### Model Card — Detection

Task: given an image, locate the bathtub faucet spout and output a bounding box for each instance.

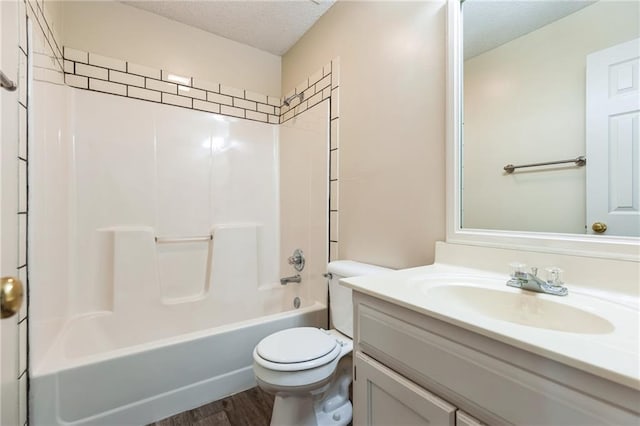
[280,274,301,285]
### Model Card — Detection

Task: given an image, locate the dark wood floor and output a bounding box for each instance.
[150,387,275,426]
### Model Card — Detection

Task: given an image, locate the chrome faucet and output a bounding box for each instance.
[507,264,568,296]
[280,274,301,285]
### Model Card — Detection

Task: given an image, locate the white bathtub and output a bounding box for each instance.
[31,303,327,425]
[29,84,330,426]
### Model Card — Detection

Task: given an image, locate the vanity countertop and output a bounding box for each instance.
[341,263,640,391]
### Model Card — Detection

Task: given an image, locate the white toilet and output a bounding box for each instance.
[253,261,391,426]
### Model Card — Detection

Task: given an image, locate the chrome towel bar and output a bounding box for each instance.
[503,156,586,174]
[0,70,17,92]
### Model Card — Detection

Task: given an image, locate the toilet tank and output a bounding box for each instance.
[327,260,392,338]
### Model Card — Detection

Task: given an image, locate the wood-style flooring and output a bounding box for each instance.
[149,387,274,426]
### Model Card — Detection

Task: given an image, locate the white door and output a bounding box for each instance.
[586,38,640,236]
[1,0,22,424]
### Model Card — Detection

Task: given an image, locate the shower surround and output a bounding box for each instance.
[29,53,331,422]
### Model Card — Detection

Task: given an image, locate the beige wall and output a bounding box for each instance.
[283,1,447,269]
[42,0,64,47]
[463,1,639,234]
[58,1,281,96]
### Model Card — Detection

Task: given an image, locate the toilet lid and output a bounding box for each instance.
[256,327,338,364]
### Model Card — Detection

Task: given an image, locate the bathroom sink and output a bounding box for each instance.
[425,284,615,334]
[342,265,639,390]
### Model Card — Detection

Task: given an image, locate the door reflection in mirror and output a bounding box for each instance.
[461,0,639,236]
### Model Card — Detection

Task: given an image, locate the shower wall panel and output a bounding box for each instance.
[70,88,279,313]
[30,86,282,368]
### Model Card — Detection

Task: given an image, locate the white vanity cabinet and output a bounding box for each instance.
[352,291,639,426]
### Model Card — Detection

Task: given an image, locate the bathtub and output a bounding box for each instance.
[29,84,330,425]
[31,302,327,425]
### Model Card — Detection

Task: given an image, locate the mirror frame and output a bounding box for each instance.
[445,0,640,261]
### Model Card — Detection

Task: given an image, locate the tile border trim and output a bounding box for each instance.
[63,47,341,128]
[63,47,286,124]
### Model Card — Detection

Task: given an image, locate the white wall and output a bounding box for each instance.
[29,80,71,374]
[59,1,281,97]
[71,89,279,310]
[283,1,447,269]
[463,1,640,233]
[42,0,64,48]
[280,100,330,306]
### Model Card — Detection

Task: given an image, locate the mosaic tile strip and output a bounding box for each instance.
[280,60,334,125]
[63,47,282,124]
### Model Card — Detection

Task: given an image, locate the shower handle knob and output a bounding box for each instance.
[288,249,305,272]
[1,276,24,319]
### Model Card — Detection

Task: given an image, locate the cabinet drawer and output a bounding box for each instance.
[355,298,638,425]
[354,352,456,426]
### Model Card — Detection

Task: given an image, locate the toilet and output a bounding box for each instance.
[253,261,391,426]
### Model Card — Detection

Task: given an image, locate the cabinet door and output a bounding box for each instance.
[457,411,486,426]
[354,352,456,426]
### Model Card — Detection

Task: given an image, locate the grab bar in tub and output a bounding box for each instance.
[155,234,213,244]
[0,70,17,92]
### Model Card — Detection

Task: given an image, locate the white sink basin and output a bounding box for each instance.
[342,265,639,389]
[425,284,615,334]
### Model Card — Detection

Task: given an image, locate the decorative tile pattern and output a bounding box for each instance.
[20,8,31,426]
[329,59,341,262]
[279,62,334,125]
[63,47,281,124]
[62,48,340,133]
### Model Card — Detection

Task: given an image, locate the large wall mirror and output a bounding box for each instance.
[446,0,639,260]
[460,0,639,238]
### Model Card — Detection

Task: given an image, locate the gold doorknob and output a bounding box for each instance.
[592,222,607,234]
[1,277,24,319]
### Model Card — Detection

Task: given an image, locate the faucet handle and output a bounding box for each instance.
[509,262,527,278]
[545,267,564,285]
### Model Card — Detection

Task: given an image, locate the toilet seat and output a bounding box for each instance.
[254,327,343,372]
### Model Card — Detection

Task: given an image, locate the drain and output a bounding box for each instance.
[293,297,301,309]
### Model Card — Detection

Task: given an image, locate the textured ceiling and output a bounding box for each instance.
[463,0,596,59]
[124,0,336,56]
